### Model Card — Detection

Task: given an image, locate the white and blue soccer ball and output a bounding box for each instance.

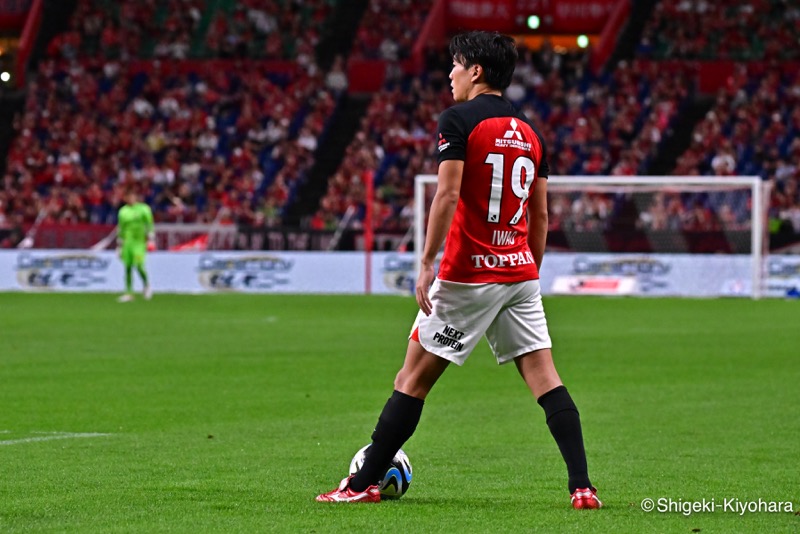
[349,444,412,499]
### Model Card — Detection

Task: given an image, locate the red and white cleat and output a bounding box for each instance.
[571,487,603,509]
[316,475,381,503]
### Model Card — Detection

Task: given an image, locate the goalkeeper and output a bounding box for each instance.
[116,189,155,302]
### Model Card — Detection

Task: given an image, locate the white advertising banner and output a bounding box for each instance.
[372,252,797,298]
[538,253,756,298]
[764,256,800,295]
[0,250,366,294]
[1,250,798,298]
[371,253,417,295]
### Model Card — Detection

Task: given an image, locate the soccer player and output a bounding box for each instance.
[316,31,602,509]
[116,189,155,302]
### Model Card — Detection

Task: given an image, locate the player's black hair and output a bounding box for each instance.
[449,31,518,90]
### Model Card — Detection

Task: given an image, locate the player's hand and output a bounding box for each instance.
[147,239,156,252]
[415,262,435,316]
[116,247,122,259]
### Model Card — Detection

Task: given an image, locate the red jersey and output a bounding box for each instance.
[435,94,550,283]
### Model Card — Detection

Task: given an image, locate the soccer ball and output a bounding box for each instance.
[348,444,412,499]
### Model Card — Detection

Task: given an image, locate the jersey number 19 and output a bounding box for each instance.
[484,154,535,225]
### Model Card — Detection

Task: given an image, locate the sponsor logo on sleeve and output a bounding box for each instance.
[437,133,450,153]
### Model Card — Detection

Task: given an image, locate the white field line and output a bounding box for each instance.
[0,432,112,446]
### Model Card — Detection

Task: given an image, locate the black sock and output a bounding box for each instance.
[537,385,592,493]
[350,390,424,492]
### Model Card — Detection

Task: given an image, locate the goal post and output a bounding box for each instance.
[414,174,769,299]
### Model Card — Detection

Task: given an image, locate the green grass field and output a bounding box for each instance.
[1,293,798,533]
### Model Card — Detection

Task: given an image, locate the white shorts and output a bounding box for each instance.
[410,279,552,366]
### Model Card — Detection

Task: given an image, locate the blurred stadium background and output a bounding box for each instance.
[0,0,798,296]
[1,3,799,532]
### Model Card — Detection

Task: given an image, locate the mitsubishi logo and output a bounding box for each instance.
[503,118,522,140]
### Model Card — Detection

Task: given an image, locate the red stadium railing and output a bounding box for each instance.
[590,0,630,73]
[13,0,41,88]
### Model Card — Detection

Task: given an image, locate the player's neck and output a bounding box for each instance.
[466,84,502,101]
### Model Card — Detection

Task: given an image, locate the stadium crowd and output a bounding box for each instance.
[349,0,430,63]
[629,0,800,236]
[523,53,691,177]
[637,0,800,61]
[204,0,332,60]
[1,57,336,230]
[46,0,334,61]
[672,64,800,232]
[1,0,343,242]
[331,0,799,237]
[48,0,201,61]
[310,65,449,232]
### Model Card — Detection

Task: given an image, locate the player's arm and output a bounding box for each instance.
[416,159,463,315]
[527,177,548,271]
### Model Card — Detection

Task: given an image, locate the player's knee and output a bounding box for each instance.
[394,371,434,399]
[393,369,408,392]
[393,369,412,396]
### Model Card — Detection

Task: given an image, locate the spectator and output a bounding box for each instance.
[325,55,348,94]
[4,57,336,227]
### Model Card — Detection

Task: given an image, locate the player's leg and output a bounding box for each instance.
[135,263,148,288]
[514,347,561,396]
[352,279,504,492]
[515,350,589,488]
[347,340,449,492]
[118,246,135,302]
[319,280,492,501]
[515,350,601,508]
[347,281,501,493]
[394,338,451,399]
[316,340,448,502]
[488,280,600,508]
[132,245,151,299]
[125,265,133,293]
[139,265,152,299]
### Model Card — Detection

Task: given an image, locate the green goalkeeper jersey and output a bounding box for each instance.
[118,202,154,244]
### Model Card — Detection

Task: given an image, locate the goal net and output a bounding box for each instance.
[414,175,769,299]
